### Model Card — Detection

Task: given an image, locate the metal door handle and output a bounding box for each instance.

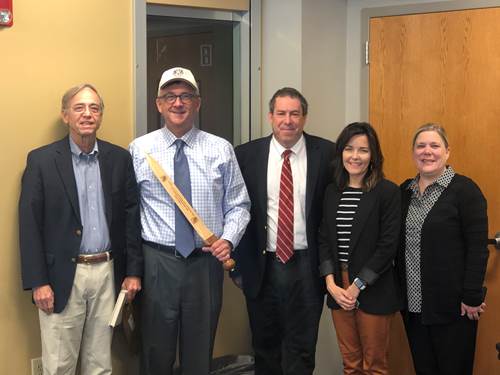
[488,232,500,250]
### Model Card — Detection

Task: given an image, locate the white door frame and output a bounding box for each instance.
[132,0,261,144]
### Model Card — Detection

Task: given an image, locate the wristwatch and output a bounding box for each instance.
[353,277,367,291]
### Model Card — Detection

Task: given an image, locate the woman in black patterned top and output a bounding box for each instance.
[319,122,401,375]
[397,123,489,375]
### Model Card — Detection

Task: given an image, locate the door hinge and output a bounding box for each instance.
[365,40,369,65]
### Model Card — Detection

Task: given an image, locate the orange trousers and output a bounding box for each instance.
[331,271,394,375]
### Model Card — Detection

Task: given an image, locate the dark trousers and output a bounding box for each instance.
[403,312,478,375]
[140,243,223,375]
[246,251,324,375]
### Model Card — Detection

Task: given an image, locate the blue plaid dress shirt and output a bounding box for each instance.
[129,127,250,248]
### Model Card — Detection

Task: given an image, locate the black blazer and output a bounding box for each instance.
[234,133,334,299]
[318,179,402,314]
[396,173,489,325]
[19,136,142,313]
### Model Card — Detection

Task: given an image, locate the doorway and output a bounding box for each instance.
[147,16,234,142]
[368,6,500,375]
[133,1,262,146]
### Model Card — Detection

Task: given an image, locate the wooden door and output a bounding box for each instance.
[369,7,500,375]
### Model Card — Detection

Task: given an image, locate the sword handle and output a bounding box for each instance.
[223,258,236,272]
[205,234,236,272]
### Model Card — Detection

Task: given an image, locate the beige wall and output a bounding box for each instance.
[0,1,134,374]
[1,1,250,374]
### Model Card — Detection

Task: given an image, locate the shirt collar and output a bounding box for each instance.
[407,165,455,193]
[161,126,198,149]
[271,133,305,157]
[69,136,99,158]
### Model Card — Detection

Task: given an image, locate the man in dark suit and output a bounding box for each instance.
[233,87,335,374]
[19,83,142,375]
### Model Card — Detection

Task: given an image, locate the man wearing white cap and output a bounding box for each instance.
[129,67,250,375]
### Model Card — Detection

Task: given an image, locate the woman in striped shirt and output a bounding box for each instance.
[319,122,401,375]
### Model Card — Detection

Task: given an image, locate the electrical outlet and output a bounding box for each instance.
[31,357,43,375]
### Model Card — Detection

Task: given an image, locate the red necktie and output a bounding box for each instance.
[276,150,294,263]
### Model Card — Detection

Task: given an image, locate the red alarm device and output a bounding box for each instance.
[0,0,13,27]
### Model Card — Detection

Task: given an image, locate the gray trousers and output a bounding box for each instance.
[140,243,223,375]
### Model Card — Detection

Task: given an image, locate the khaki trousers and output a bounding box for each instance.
[331,270,393,375]
[39,260,115,375]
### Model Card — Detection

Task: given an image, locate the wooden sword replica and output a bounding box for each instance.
[144,152,236,271]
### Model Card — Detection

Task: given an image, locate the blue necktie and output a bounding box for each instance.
[174,139,195,257]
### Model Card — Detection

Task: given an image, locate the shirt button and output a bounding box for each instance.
[262,250,266,255]
[76,229,82,236]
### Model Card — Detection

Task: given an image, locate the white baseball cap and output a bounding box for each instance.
[157,67,199,96]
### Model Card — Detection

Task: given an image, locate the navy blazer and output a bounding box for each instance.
[318,179,402,314]
[19,136,142,313]
[234,133,335,299]
[396,173,488,325]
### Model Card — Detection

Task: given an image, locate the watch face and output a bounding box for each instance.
[355,278,365,290]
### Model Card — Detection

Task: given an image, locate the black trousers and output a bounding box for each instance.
[140,243,223,375]
[403,312,478,375]
[246,251,324,375]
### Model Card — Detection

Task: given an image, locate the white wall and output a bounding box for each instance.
[261,0,302,133]
[302,3,348,373]
[302,0,347,142]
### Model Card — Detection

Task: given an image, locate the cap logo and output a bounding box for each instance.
[173,68,184,77]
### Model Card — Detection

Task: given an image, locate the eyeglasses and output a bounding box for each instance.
[71,104,102,114]
[158,93,199,104]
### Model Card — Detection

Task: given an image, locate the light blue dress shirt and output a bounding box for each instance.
[129,127,251,248]
[69,137,111,254]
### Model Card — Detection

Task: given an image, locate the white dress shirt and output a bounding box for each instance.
[266,135,308,252]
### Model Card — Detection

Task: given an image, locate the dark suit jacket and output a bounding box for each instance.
[397,173,489,325]
[233,133,334,299]
[318,179,402,314]
[19,136,142,313]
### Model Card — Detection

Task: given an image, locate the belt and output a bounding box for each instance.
[75,251,112,265]
[143,240,206,258]
[265,249,308,262]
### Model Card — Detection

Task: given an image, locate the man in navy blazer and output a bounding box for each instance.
[233,87,334,374]
[19,84,142,375]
